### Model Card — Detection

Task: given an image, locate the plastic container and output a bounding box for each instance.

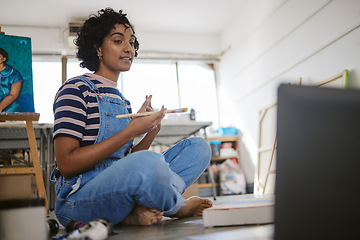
[190,108,196,121]
[0,198,47,240]
[217,127,238,136]
[209,140,222,157]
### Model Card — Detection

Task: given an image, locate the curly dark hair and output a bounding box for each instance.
[75,8,140,72]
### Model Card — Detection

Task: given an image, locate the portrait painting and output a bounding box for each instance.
[0,34,35,112]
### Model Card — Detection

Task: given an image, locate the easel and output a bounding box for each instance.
[0,113,49,213]
[256,70,349,195]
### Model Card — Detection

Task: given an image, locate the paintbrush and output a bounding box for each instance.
[115,108,188,119]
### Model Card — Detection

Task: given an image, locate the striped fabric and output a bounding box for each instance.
[53,73,132,147]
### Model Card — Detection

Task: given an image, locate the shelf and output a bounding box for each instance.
[198,183,220,188]
[135,121,212,146]
[207,136,238,142]
[0,167,35,175]
[211,156,238,162]
[198,135,240,197]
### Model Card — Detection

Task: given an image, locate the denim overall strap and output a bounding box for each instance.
[77,75,134,169]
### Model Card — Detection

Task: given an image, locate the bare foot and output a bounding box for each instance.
[119,204,164,226]
[171,196,213,218]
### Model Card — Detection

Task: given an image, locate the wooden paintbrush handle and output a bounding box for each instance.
[115,108,188,119]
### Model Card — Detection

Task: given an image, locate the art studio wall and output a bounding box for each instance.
[2,0,360,189]
[216,0,360,191]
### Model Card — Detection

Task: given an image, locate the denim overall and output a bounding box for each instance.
[51,75,211,226]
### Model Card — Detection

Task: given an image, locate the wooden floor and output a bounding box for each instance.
[52,195,274,240]
[110,216,273,240]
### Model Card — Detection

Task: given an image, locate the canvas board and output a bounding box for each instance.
[0,34,34,112]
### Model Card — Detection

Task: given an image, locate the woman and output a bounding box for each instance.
[0,48,22,112]
[51,8,212,227]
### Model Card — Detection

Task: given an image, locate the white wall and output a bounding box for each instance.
[2,26,220,58]
[2,26,66,55]
[217,0,360,188]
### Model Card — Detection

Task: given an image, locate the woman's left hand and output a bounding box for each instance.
[130,95,163,152]
[144,95,161,133]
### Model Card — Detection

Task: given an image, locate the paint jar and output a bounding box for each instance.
[209,140,222,157]
[0,198,47,240]
[190,108,196,121]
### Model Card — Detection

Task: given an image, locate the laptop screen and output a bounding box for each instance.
[275,84,360,240]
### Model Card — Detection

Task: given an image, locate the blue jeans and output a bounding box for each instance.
[53,137,210,226]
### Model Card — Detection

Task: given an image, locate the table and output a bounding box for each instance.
[135,121,212,146]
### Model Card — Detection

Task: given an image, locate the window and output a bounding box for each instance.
[177,63,219,126]
[67,59,88,79]
[32,58,87,123]
[32,60,62,124]
[122,61,219,127]
[121,62,179,111]
[32,58,219,128]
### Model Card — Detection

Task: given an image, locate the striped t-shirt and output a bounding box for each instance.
[53,73,132,147]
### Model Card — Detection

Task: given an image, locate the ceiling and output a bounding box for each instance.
[1,0,245,35]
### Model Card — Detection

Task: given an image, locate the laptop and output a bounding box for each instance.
[275,84,360,240]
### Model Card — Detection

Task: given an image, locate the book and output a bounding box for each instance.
[202,195,275,227]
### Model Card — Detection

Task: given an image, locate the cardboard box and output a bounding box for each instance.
[182,182,199,199]
[0,175,37,200]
